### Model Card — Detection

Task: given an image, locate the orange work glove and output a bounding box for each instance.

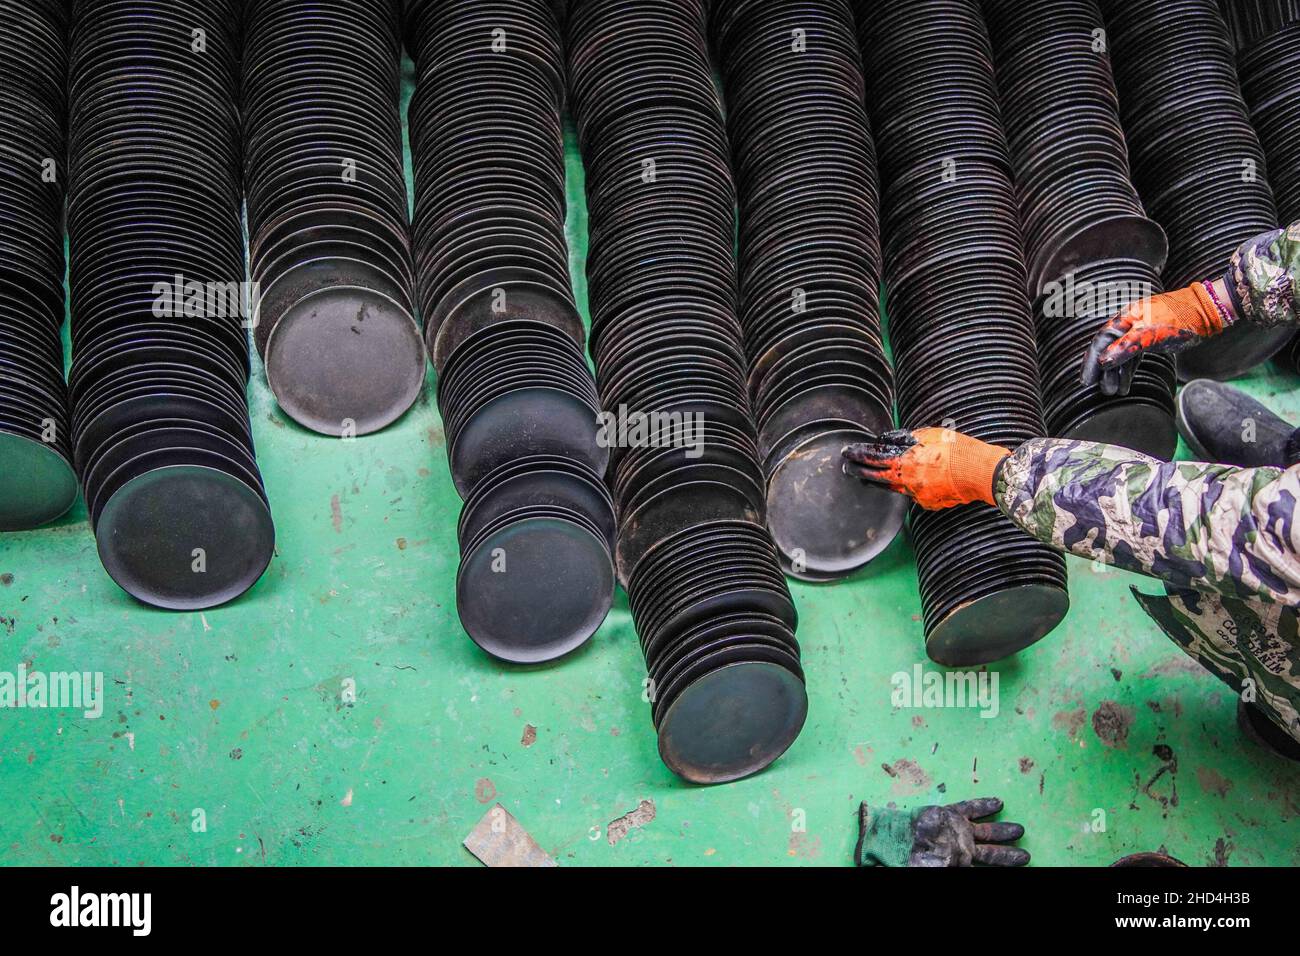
[841,428,1011,511]
[1081,280,1234,396]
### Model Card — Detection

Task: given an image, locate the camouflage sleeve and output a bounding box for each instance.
[994,437,1300,604]
[1224,220,1300,327]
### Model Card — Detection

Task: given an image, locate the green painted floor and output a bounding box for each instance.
[3,73,1300,869]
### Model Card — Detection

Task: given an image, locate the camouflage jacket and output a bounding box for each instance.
[986,223,1300,743]
[1224,220,1300,327]
[995,439,1300,744]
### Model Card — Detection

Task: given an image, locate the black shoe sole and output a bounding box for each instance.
[1237,699,1300,762]
[1174,387,1214,462]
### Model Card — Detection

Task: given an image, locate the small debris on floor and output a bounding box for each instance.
[463,804,556,868]
[607,799,656,846]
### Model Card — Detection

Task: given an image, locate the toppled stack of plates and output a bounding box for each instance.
[712,0,906,581]
[1238,16,1300,221]
[985,0,1167,291]
[407,0,613,663]
[1033,259,1178,454]
[66,0,275,610]
[985,0,1177,458]
[243,0,424,437]
[569,0,807,784]
[1220,0,1300,50]
[454,455,617,664]
[1102,0,1284,380]
[0,0,77,531]
[861,0,1069,667]
[1233,4,1300,374]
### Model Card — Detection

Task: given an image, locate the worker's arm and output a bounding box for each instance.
[1083,221,1300,395]
[1226,220,1300,328]
[845,431,1300,746]
[845,430,1300,604]
[996,437,1300,604]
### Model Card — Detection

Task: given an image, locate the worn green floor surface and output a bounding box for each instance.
[4,80,1300,867]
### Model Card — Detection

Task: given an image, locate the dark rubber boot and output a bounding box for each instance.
[1286,428,1300,467]
[1237,699,1300,762]
[1176,379,1295,467]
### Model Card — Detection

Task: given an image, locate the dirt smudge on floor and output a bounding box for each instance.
[882,758,932,797]
[521,724,537,748]
[1138,743,1179,813]
[1092,700,1134,748]
[787,832,821,859]
[1212,836,1233,867]
[474,778,497,803]
[1142,656,1203,678]
[1196,766,1233,798]
[1052,706,1087,739]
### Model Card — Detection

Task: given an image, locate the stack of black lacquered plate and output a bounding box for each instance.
[860,0,1069,667]
[1238,18,1300,222]
[985,0,1167,292]
[712,0,906,582]
[406,0,614,663]
[434,318,613,663]
[1221,0,1300,50]
[985,0,1177,459]
[455,454,616,664]
[569,0,807,783]
[243,0,423,437]
[1034,260,1179,452]
[1102,0,1284,381]
[0,0,78,531]
[408,0,581,374]
[1234,5,1300,374]
[66,0,275,610]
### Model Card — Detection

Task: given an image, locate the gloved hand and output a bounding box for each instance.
[856,797,1030,867]
[842,428,1011,510]
[1081,280,1233,396]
